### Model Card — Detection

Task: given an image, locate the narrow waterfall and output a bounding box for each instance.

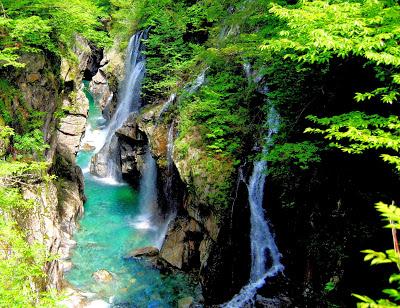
[166,123,175,176]
[187,69,207,94]
[158,93,176,119]
[129,148,170,249]
[130,149,158,231]
[90,31,146,182]
[156,123,178,247]
[222,107,284,307]
[130,123,178,249]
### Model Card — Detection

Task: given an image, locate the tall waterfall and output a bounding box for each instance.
[222,107,284,307]
[157,123,178,245]
[90,31,147,182]
[128,147,172,249]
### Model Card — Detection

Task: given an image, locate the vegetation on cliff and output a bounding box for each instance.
[0,1,110,306]
[0,126,57,307]
[0,0,110,68]
[106,0,400,305]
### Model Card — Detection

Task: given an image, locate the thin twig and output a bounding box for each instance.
[390,201,400,270]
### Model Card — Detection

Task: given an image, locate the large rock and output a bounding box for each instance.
[90,151,109,177]
[92,270,114,283]
[56,88,89,162]
[177,297,194,308]
[160,217,202,270]
[19,182,63,289]
[89,70,113,113]
[61,35,92,83]
[126,246,160,258]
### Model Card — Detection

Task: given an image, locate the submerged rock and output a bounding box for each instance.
[81,143,96,152]
[178,297,194,308]
[126,246,159,258]
[92,270,113,283]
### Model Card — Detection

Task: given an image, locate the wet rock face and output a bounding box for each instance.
[160,217,203,270]
[90,70,114,117]
[57,90,89,163]
[115,113,148,186]
[19,183,63,289]
[90,150,110,178]
[61,35,93,84]
[89,45,124,120]
[90,134,122,178]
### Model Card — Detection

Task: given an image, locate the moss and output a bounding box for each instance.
[175,128,235,212]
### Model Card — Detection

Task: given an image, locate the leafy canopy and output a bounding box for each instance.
[0,0,110,67]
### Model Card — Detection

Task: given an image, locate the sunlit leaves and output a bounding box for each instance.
[0,218,57,307]
[306,112,400,156]
[264,0,400,105]
[0,0,110,67]
[353,201,400,307]
[265,141,322,171]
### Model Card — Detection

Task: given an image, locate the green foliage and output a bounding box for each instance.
[0,0,110,67]
[305,112,400,171]
[324,280,337,293]
[266,0,400,62]
[0,217,57,307]
[0,79,49,158]
[265,141,322,172]
[263,0,400,179]
[14,129,50,159]
[178,68,249,157]
[353,202,400,307]
[0,139,57,306]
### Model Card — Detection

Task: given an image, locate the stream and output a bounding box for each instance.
[65,82,198,307]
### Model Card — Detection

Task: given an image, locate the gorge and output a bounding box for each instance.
[0,1,399,308]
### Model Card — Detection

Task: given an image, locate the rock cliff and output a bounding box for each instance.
[1,34,98,293]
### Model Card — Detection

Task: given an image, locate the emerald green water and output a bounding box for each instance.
[65,82,198,307]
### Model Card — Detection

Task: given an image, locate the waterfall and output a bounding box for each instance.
[154,123,177,248]
[158,93,176,119]
[130,149,158,229]
[187,69,207,94]
[166,123,175,175]
[129,147,171,249]
[222,107,284,307]
[90,31,147,182]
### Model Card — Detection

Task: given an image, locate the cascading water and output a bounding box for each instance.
[158,93,176,119]
[187,69,207,94]
[157,123,178,247]
[128,148,165,247]
[130,123,178,249]
[91,31,147,182]
[222,107,284,307]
